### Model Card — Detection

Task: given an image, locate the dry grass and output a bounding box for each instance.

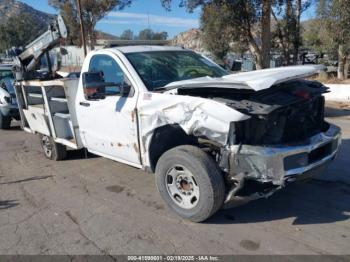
[308,74,350,84]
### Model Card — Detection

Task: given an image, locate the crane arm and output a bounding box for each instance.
[13,15,68,81]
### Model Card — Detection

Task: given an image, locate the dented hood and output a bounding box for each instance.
[165,65,325,92]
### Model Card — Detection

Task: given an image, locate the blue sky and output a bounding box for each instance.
[20,0,201,38]
[20,0,315,38]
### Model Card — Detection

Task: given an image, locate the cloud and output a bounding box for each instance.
[100,11,199,28]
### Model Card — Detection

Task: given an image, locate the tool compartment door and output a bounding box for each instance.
[22,105,51,136]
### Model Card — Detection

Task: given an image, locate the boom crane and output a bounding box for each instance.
[12,15,68,81]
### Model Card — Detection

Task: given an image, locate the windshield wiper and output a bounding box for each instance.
[152,87,168,92]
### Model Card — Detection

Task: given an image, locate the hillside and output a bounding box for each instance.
[172,29,206,53]
[0,0,52,27]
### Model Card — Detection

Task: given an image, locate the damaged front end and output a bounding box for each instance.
[179,79,342,207]
[222,124,341,208]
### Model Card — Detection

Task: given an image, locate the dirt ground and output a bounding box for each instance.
[0,102,349,255]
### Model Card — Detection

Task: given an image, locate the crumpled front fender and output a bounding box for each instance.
[138,92,250,167]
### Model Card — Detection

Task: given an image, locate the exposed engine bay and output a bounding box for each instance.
[178,79,329,145]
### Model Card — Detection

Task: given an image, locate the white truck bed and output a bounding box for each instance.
[15,78,83,149]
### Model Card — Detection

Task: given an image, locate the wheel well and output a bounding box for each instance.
[148,124,197,172]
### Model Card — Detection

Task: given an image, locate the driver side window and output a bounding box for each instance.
[89,55,130,94]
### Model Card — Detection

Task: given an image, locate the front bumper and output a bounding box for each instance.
[224,124,341,207]
[229,123,341,186]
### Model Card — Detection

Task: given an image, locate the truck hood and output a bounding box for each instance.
[165,65,325,92]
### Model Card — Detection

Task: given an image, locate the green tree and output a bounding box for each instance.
[120,29,134,40]
[49,0,131,48]
[272,0,312,65]
[153,31,168,40]
[328,0,350,79]
[138,29,154,40]
[303,19,334,56]
[303,1,334,56]
[306,0,350,79]
[200,3,232,61]
[0,13,46,52]
[161,0,272,69]
[133,29,168,40]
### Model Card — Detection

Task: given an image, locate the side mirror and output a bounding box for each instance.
[82,71,106,100]
[120,83,131,97]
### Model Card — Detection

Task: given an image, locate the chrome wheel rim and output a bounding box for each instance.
[165,165,200,209]
[41,136,52,158]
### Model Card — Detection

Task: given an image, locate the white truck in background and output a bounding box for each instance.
[0,63,19,129]
[14,45,341,222]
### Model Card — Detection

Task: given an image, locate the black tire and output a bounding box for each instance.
[155,145,225,222]
[39,135,67,161]
[0,113,11,129]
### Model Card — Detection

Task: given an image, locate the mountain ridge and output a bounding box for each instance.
[0,0,53,27]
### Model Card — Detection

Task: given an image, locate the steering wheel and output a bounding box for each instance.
[182,69,201,79]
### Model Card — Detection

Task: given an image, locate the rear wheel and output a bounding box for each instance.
[39,135,67,161]
[0,113,11,129]
[155,145,225,222]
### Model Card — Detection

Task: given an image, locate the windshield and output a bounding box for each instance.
[125,51,228,91]
[0,69,14,93]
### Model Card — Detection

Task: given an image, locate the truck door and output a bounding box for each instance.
[76,54,141,167]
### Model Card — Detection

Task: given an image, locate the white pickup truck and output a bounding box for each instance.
[14,46,341,222]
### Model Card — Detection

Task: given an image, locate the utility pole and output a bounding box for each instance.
[77,0,87,57]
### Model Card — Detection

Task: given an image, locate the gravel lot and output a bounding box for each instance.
[0,102,349,255]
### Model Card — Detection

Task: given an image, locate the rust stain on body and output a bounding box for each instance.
[131,110,136,123]
[117,143,123,147]
[133,143,139,153]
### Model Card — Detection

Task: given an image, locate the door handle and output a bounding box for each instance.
[79,102,90,107]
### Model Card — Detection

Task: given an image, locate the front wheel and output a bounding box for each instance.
[39,135,67,161]
[155,145,225,222]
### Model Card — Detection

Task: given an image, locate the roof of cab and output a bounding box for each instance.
[111,45,188,54]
